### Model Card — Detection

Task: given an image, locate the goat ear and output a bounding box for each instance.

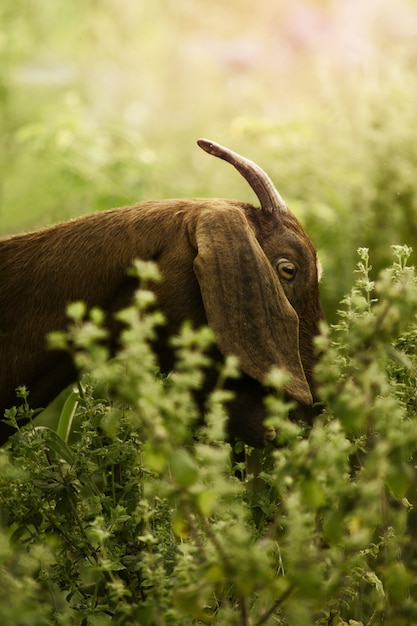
[190,208,313,406]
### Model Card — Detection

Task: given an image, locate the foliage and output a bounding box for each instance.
[2,2,417,624]
[1,250,417,625]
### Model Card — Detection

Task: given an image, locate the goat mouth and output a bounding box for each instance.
[287,396,318,428]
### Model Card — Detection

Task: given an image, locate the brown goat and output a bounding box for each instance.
[0,139,324,446]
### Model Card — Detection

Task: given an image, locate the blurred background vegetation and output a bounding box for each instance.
[1,0,417,320]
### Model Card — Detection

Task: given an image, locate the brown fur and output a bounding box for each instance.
[0,192,323,447]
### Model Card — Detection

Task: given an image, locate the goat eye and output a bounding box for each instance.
[277,259,297,281]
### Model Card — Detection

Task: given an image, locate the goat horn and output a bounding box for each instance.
[197,138,288,214]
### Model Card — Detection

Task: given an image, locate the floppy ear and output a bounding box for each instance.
[189,207,312,406]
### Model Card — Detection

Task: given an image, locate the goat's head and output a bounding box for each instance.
[0,139,324,447]
[189,139,324,445]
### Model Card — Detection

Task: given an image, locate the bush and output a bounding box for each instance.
[1,249,417,625]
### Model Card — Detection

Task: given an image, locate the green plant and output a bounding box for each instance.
[1,249,417,625]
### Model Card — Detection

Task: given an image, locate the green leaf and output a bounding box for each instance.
[56,390,79,442]
[33,426,75,464]
[169,449,198,488]
[196,489,217,516]
[143,442,168,473]
[171,508,189,538]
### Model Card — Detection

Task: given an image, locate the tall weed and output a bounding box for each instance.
[1,250,417,624]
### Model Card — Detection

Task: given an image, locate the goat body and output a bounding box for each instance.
[0,140,324,446]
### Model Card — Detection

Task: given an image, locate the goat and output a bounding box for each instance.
[0,139,324,447]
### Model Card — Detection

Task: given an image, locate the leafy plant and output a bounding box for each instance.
[1,249,417,625]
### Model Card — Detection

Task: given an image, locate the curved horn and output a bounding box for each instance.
[197,138,288,214]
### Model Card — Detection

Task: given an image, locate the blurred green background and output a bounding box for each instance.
[1,0,417,321]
